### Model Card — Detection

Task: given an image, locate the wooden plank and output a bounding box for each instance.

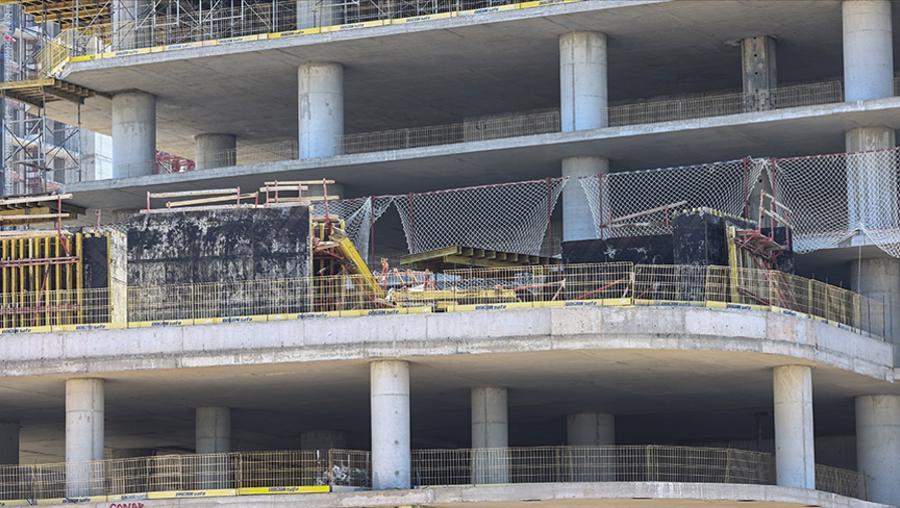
[166,192,257,208]
[264,180,336,186]
[398,246,462,266]
[0,213,69,222]
[0,193,71,207]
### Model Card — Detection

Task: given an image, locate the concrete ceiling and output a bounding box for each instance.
[46,0,867,158]
[3,347,891,463]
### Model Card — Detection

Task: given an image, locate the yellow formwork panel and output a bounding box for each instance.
[147,489,237,500]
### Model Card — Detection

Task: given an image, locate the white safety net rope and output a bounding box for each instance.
[774,147,900,255]
[579,159,758,238]
[393,178,566,256]
[311,196,394,259]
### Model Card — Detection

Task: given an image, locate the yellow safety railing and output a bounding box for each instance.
[0,263,886,339]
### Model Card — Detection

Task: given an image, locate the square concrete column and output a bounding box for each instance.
[856,395,900,505]
[562,156,608,241]
[298,63,344,159]
[741,36,777,111]
[559,32,608,132]
[112,0,153,50]
[370,360,410,490]
[843,0,894,101]
[66,378,104,497]
[297,0,342,29]
[0,422,19,465]
[196,407,231,489]
[471,386,508,484]
[194,134,237,170]
[112,91,157,178]
[773,366,815,489]
[567,412,614,481]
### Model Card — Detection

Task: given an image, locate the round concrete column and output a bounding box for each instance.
[773,365,815,489]
[370,360,410,490]
[471,386,508,484]
[559,32,607,132]
[856,395,900,505]
[298,63,344,159]
[194,134,237,170]
[845,127,897,230]
[567,412,614,481]
[196,407,231,454]
[562,156,608,241]
[843,0,893,101]
[112,91,156,178]
[112,0,153,50]
[0,422,19,465]
[66,378,104,497]
[297,0,342,29]
[851,258,900,361]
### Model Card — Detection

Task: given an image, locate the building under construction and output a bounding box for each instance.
[0,1,898,508]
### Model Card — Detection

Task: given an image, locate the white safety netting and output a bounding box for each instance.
[393,178,566,256]
[773,147,900,255]
[311,196,394,259]
[579,159,760,238]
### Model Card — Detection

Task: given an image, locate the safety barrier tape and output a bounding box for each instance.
[0,485,332,506]
[66,0,586,65]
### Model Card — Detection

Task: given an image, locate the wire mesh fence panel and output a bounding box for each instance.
[327,450,371,488]
[412,446,777,487]
[238,451,324,488]
[394,178,565,256]
[816,464,862,499]
[579,159,757,239]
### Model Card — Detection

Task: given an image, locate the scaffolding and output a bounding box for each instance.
[0,3,95,196]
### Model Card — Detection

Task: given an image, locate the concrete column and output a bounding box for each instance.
[66,378,104,497]
[301,430,347,451]
[471,386,508,484]
[567,412,614,481]
[773,366,815,489]
[298,63,344,159]
[843,0,893,101]
[0,422,19,465]
[196,407,230,454]
[850,258,900,361]
[112,0,153,50]
[855,395,900,505]
[297,0,342,29]
[196,407,231,489]
[194,134,236,170]
[562,156,609,242]
[845,127,897,229]
[370,360,410,490]
[559,32,607,132]
[112,92,156,178]
[567,413,614,445]
[741,36,777,111]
